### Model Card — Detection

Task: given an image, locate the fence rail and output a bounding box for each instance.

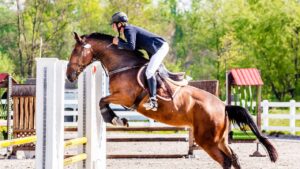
[1,99,300,135]
[262,100,300,134]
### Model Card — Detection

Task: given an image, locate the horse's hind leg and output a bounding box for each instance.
[218,140,241,169]
[193,127,232,168]
[230,147,240,169]
[200,144,232,169]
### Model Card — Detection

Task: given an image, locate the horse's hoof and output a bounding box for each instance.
[112,117,129,127]
[121,118,129,127]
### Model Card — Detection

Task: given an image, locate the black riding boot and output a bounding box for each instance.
[143,76,158,111]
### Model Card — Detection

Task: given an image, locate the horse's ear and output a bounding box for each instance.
[73,32,83,44]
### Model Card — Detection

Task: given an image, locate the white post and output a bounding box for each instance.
[96,62,107,168]
[78,70,85,169]
[36,59,106,169]
[36,58,65,169]
[290,100,296,135]
[78,62,106,169]
[6,75,12,154]
[56,61,67,168]
[262,100,269,131]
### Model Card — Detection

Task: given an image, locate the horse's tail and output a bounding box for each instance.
[225,105,278,162]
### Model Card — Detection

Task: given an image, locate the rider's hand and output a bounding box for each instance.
[113,37,119,45]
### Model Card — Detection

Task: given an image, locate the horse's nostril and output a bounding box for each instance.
[71,72,77,79]
[66,72,77,82]
[67,75,71,80]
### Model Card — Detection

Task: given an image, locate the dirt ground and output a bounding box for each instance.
[0,134,299,169]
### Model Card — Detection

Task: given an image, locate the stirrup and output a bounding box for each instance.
[143,98,158,111]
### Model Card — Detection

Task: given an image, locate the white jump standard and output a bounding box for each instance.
[35,58,106,169]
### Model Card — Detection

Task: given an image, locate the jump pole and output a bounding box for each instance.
[35,58,106,169]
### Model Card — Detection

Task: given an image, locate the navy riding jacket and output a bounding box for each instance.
[117,24,165,57]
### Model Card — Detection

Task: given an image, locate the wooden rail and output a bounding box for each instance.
[64,126,188,132]
[107,154,187,159]
[107,137,188,142]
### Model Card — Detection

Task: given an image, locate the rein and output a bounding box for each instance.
[72,42,142,78]
[108,65,142,76]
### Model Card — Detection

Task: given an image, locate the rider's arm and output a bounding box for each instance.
[118,26,136,51]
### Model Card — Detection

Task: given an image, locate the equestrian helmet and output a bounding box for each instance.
[111,12,128,24]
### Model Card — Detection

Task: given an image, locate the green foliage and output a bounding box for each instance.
[0,126,7,140]
[232,130,256,140]
[0,51,15,74]
[171,0,300,101]
[0,0,300,101]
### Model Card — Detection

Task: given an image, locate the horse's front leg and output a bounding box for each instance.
[99,95,129,127]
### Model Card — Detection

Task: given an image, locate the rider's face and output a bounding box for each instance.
[112,23,118,32]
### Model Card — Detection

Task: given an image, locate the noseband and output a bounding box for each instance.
[67,43,98,76]
[68,41,142,78]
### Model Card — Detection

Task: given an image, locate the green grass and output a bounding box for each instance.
[297,120,300,126]
[231,130,256,140]
[269,108,289,114]
[0,126,7,140]
[233,135,256,140]
[231,107,300,137]
[269,119,289,126]
[261,107,300,136]
[266,108,300,127]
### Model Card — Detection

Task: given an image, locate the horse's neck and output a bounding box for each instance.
[95,47,146,72]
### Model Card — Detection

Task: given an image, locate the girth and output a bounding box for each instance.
[126,90,148,111]
[104,64,146,110]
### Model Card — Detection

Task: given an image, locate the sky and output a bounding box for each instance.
[177,0,192,12]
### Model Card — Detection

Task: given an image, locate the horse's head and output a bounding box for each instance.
[67,32,146,82]
[66,32,94,82]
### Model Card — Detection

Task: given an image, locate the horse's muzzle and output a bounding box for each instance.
[67,71,77,82]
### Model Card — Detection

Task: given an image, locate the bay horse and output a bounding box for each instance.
[66,32,278,169]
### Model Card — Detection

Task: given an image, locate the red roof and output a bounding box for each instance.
[0,73,18,87]
[230,68,263,86]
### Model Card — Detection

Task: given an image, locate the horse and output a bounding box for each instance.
[66,32,278,169]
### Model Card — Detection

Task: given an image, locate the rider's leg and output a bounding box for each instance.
[143,76,158,111]
[143,42,169,111]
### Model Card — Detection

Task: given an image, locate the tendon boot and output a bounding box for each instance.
[143,76,158,111]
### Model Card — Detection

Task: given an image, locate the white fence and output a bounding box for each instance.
[45,99,300,135]
[261,100,300,135]
[1,94,300,135]
[64,109,172,128]
[35,59,106,169]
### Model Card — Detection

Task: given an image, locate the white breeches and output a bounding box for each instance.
[145,42,169,79]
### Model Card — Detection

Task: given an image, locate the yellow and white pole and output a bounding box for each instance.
[0,136,37,148]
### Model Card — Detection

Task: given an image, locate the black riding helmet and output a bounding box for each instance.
[111,12,128,24]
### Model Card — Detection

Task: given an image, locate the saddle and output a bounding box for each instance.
[137,64,188,101]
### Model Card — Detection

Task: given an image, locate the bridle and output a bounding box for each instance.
[67,42,110,77]
[68,41,142,78]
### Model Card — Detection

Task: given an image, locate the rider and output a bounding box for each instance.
[111,11,169,111]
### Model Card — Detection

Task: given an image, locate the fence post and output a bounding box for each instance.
[78,62,106,169]
[290,100,296,135]
[262,100,269,131]
[6,75,12,154]
[35,58,64,169]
